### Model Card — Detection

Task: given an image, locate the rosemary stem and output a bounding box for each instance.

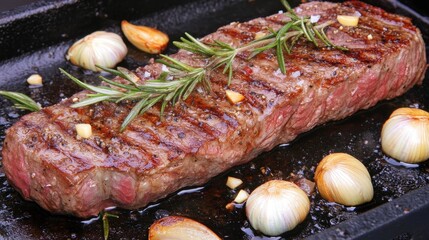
[237,20,334,53]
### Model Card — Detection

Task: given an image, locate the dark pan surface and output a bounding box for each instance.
[0,0,429,239]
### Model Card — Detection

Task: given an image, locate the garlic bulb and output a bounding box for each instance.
[245,180,310,236]
[381,107,429,163]
[66,31,127,72]
[148,216,221,240]
[121,20,169,54]
[314,153,373,206]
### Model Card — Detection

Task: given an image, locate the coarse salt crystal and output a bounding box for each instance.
[274,68,285,77]
[278,10,284,14]
[310,15,321,23]
[291,71,301,78]
[295,7,302,13]
[354,11,362,17]
[143,71,151,78]
[161,64,169,72]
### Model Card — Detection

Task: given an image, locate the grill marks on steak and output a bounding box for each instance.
[2,1,426,217]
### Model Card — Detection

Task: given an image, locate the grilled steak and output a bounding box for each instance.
[1,1,426,218]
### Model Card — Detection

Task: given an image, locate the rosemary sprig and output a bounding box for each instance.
[60,56,207,131]
[101,211,119,240]
[0,90,41,112]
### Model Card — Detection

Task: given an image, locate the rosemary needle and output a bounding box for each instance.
[0,90,41,112]
[101,211,119,240]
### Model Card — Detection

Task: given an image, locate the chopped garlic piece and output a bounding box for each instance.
[337,15,359,27]
[76,123,92,138]
[225,90,245,104]
[226,176,243,189]
[367,34,373,40]
[225,202,235,211]
[254,32,266,40]
[234,189,249,203]
[27,74,43,85]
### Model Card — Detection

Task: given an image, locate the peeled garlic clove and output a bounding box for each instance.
[225,90,245,104]
[234,189,249,203]
[121,20,169,54]
[245,180,310,236]
[66,31,127,72]
[315,153,373,206]
[75,123,92,139]
[27,74,43,86]
[226,176,243,189]
[148,216,221,240]
[337,15,359,26]
[381,107,429,163]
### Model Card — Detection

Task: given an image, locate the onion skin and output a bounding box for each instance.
[245,180,310,236]
[314,153,373,206]
[381,107,429,164]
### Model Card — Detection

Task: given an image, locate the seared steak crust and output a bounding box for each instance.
[2,1,426,217]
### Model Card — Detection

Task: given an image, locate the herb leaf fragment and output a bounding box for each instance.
[101,211,119,240]
[0,90,41,112]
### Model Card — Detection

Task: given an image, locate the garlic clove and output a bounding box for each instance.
[66,31,127,72]
[75,123,92,139]
[148,216,221,240]
[337,15,359,27]
[226,176,243,189]
[225,90,245,104]
[381,107,429,163]
[121,20,169,54]
[314,153,373,206]
[27,74,43,86]
[234,189,249,203]
[245,180,310,236]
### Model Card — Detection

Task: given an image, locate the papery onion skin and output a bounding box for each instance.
[381,107,429,163]
[314,153,373,206]
[66,31,127,72]
[245,180,310,236]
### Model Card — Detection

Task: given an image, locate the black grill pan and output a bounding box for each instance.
[0,0,428,239]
